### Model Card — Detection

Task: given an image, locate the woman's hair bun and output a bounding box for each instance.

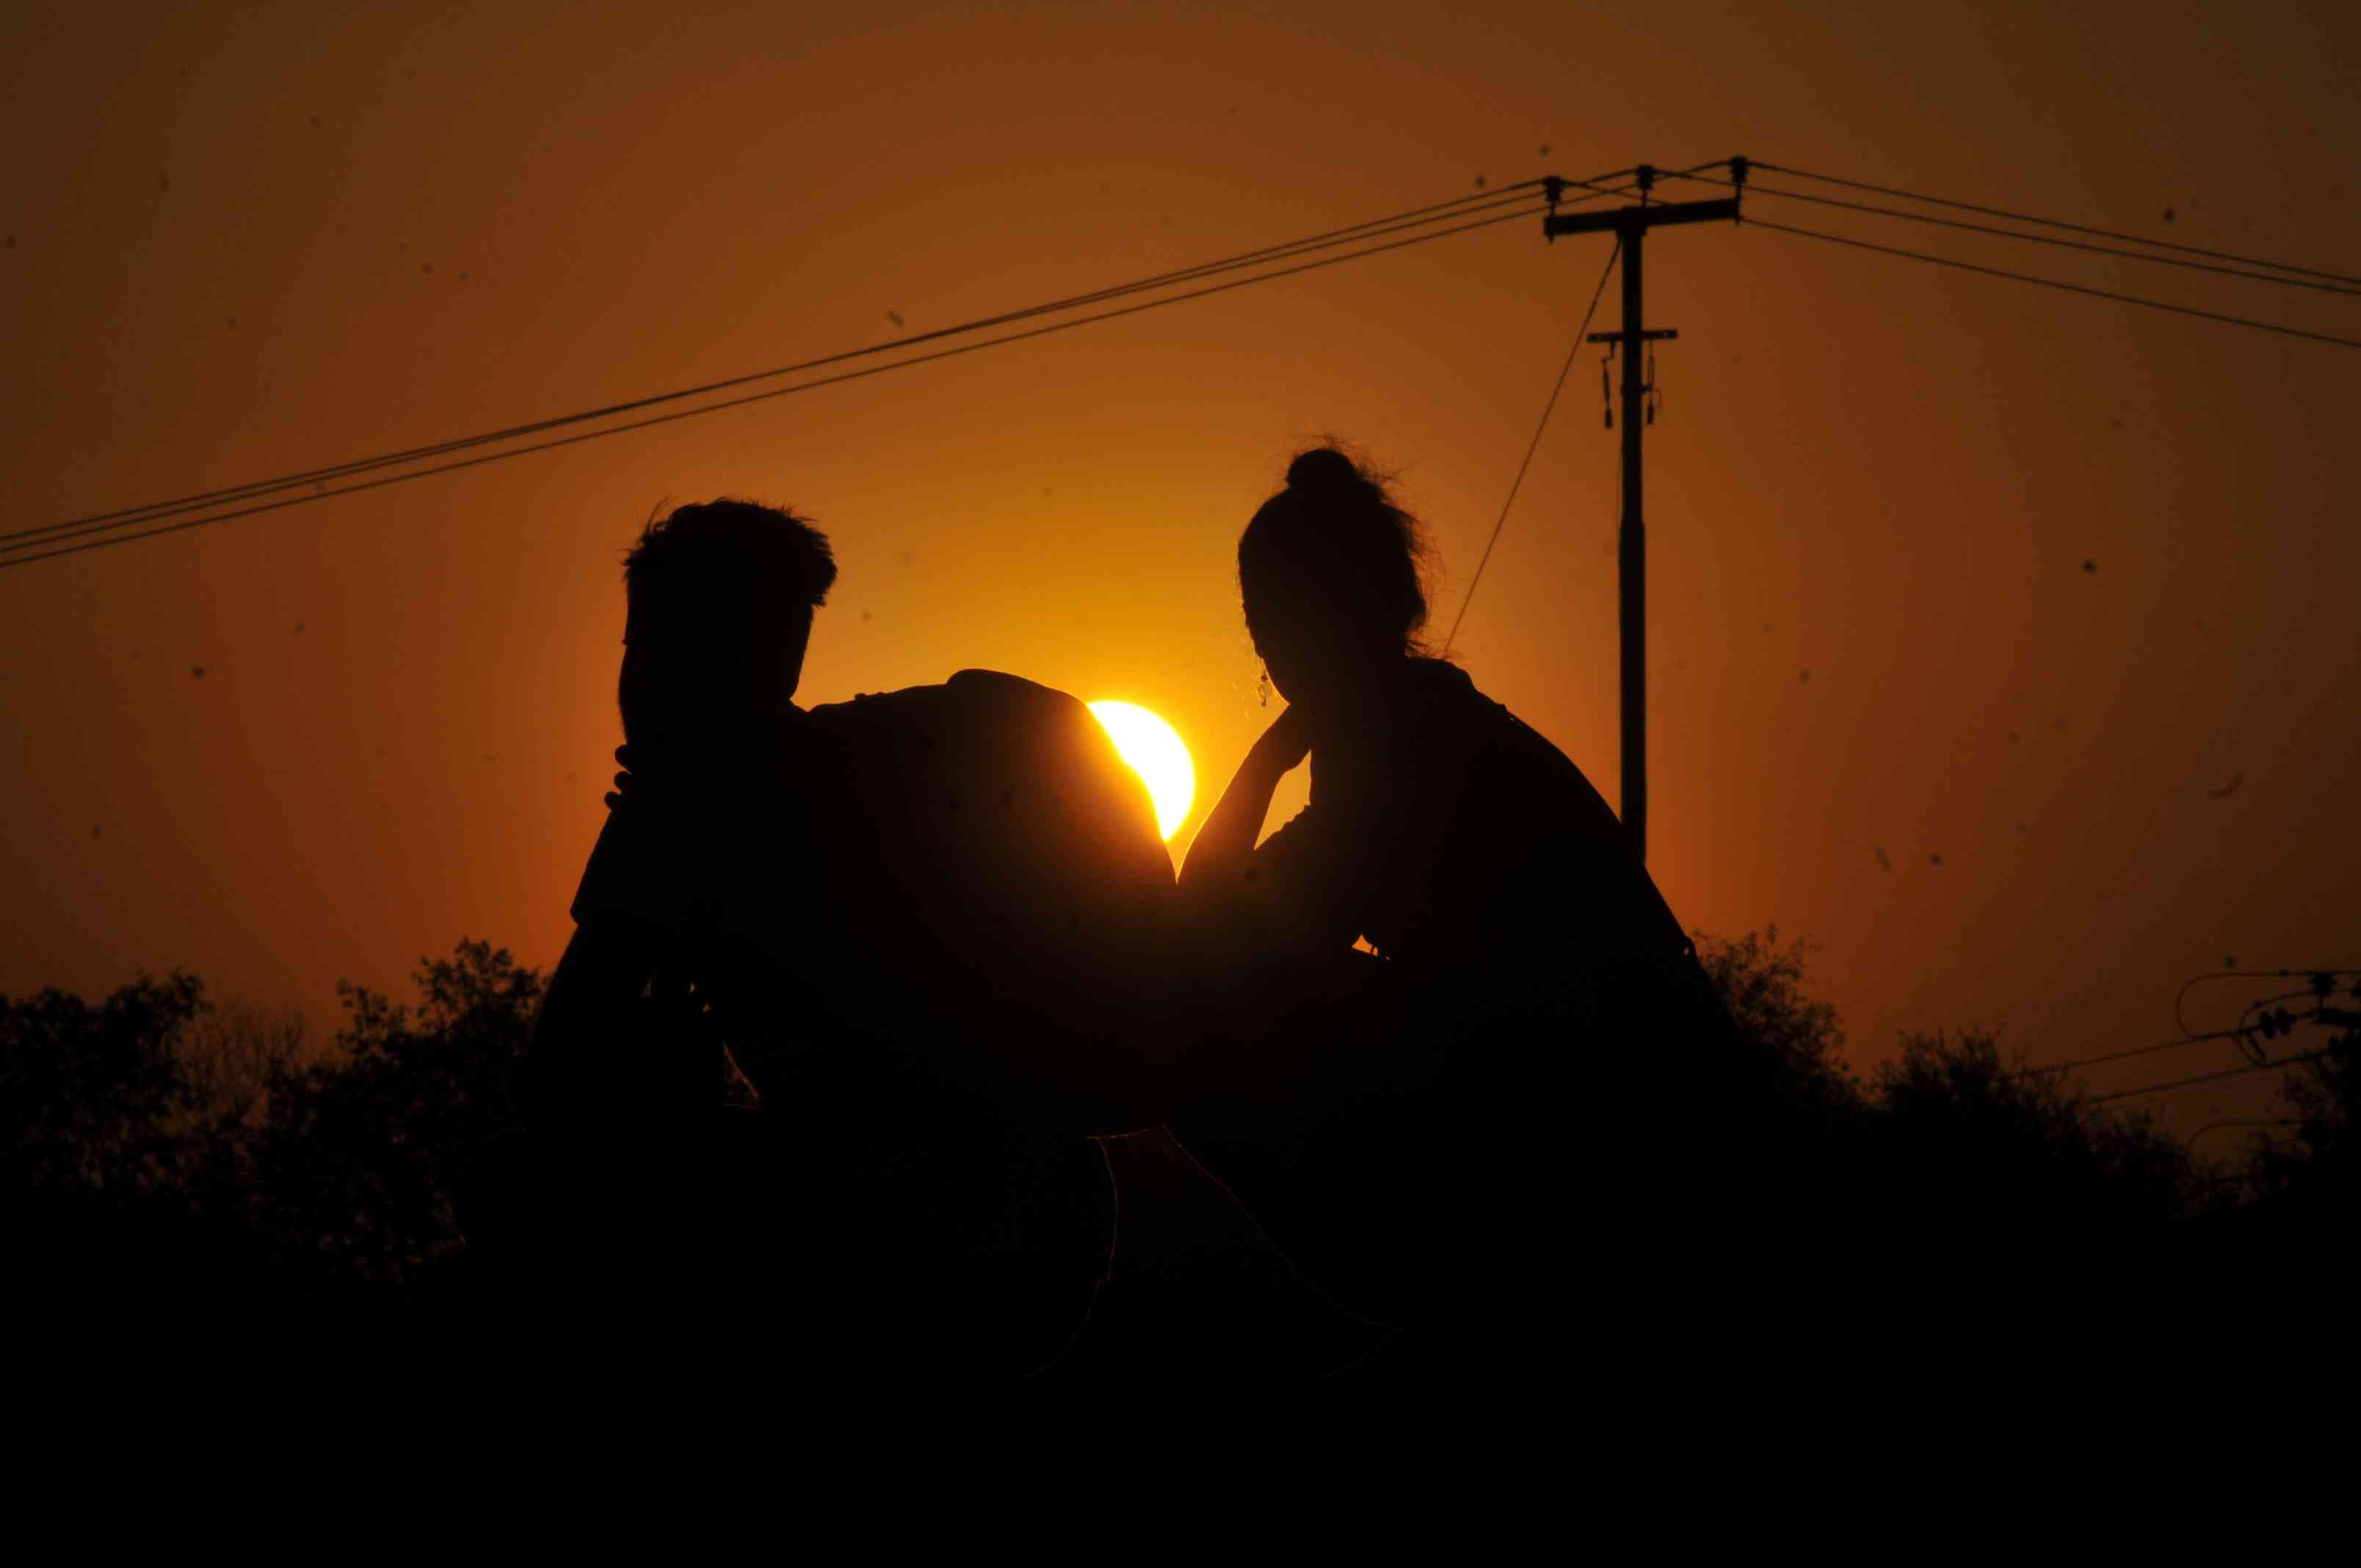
[1244,440,1432,656]
[1284,446,1366,495]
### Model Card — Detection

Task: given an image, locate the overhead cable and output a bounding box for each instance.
[1440,236,1622,656]
[1752,160,2361,288]
[2175,967,2361,1039]
[7,175,1623,558]
[1746,217,2361,351]
[2086,1049,2333,1105]
[2186,1117,2300,1154]
[2013,1026,2252,1078]
[1667,170,2361,298]
[2,200,1555,570]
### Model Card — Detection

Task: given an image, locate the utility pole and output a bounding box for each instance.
[1543,161,1744,861]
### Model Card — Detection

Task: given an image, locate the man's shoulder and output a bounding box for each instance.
[802,681,945,730]
[800,668,1158,857]
[805,669,1093,741]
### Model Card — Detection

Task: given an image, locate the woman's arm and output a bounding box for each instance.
[1181,701,1384,961]
[1174,705,1373,1005]
[1178,705,1310,896]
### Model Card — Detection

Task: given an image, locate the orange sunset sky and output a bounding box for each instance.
[3,1,2356,1141]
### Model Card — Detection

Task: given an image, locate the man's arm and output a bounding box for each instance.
[512,761,711,1128]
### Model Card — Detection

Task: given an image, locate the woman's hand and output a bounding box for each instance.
[1251,702,1313,774]
[1180,703,1310,896]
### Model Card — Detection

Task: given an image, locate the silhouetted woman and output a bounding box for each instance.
[1173,446,1777,1384]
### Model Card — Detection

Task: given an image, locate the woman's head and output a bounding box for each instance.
[1238,446,1431,710]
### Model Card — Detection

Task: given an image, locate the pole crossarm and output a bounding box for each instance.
[1545,196,1741,238]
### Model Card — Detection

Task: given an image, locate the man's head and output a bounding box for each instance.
[618,499,837,746]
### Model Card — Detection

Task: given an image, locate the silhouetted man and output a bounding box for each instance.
[491,499,1177,1387]
[517,499,842,1127]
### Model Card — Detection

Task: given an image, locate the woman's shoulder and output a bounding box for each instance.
[1408,661,1622,823]
[1397,658,1492,739]
[1404,660,1553,760]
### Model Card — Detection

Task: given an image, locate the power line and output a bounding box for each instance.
[6,175,1622,557]
[1752,160,2361,288]
[2087,1049,2332,1106]
[2022,980,2354,1080]
[4,181,1563,546]
[2234,988,2323,1035]
[2014,1027,2252,1078]
[2175,967,2360,1039]
[5,182,1574,553]
[1666,170,2361,298]
[1745,217,2361,351]
[2186,1118,2299,1154]
[1,199,1555,570]
[1440,237,1622,656]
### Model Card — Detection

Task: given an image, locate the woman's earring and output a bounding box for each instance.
[1258,667,1272,708]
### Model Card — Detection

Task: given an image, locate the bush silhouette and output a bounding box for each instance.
[8,922,2336,1391]
[1694,926,1864,1125]
[3,972,209,1201]
[4,940,537,1334]
[1865,1030,2199,1240]
[248,939,538,1291]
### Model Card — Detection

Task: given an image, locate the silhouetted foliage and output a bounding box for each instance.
[178,998,310,1130]
[1694,926,1863,1124]
[170,998,312,1208]
[2,972,208,1202]
[0,921,2316,1370]
[1867,1030,2201,1237]
[2246,1009,2357,1208]
[4,940,537,1324]
[1694,932,2205,1243]
[1,973,289,1340]
[249,940,538,1288]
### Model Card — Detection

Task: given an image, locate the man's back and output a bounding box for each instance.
[496,669,1178,1384]
[706,669,1180,1133]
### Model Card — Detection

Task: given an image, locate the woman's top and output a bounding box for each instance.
[1248,658,1694,995]
[1176,659,1764,1332]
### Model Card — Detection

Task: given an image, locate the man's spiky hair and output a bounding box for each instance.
[623,498,837,625]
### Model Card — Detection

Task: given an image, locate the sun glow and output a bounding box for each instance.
[1088,700,1195,841]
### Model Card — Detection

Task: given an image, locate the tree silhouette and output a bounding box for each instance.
[1866,1031,2199,1238]
[1,923,2324,1395]
[1694,926,1863,1124]
[249,940,539,1291]
[2245,1006,2356,1208]
[1,971,285,1351]
[3,972,208,1202]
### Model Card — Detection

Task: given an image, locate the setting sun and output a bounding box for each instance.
[1088,701,1194,841]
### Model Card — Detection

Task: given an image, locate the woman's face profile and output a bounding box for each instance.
[1246,584,1347,717]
